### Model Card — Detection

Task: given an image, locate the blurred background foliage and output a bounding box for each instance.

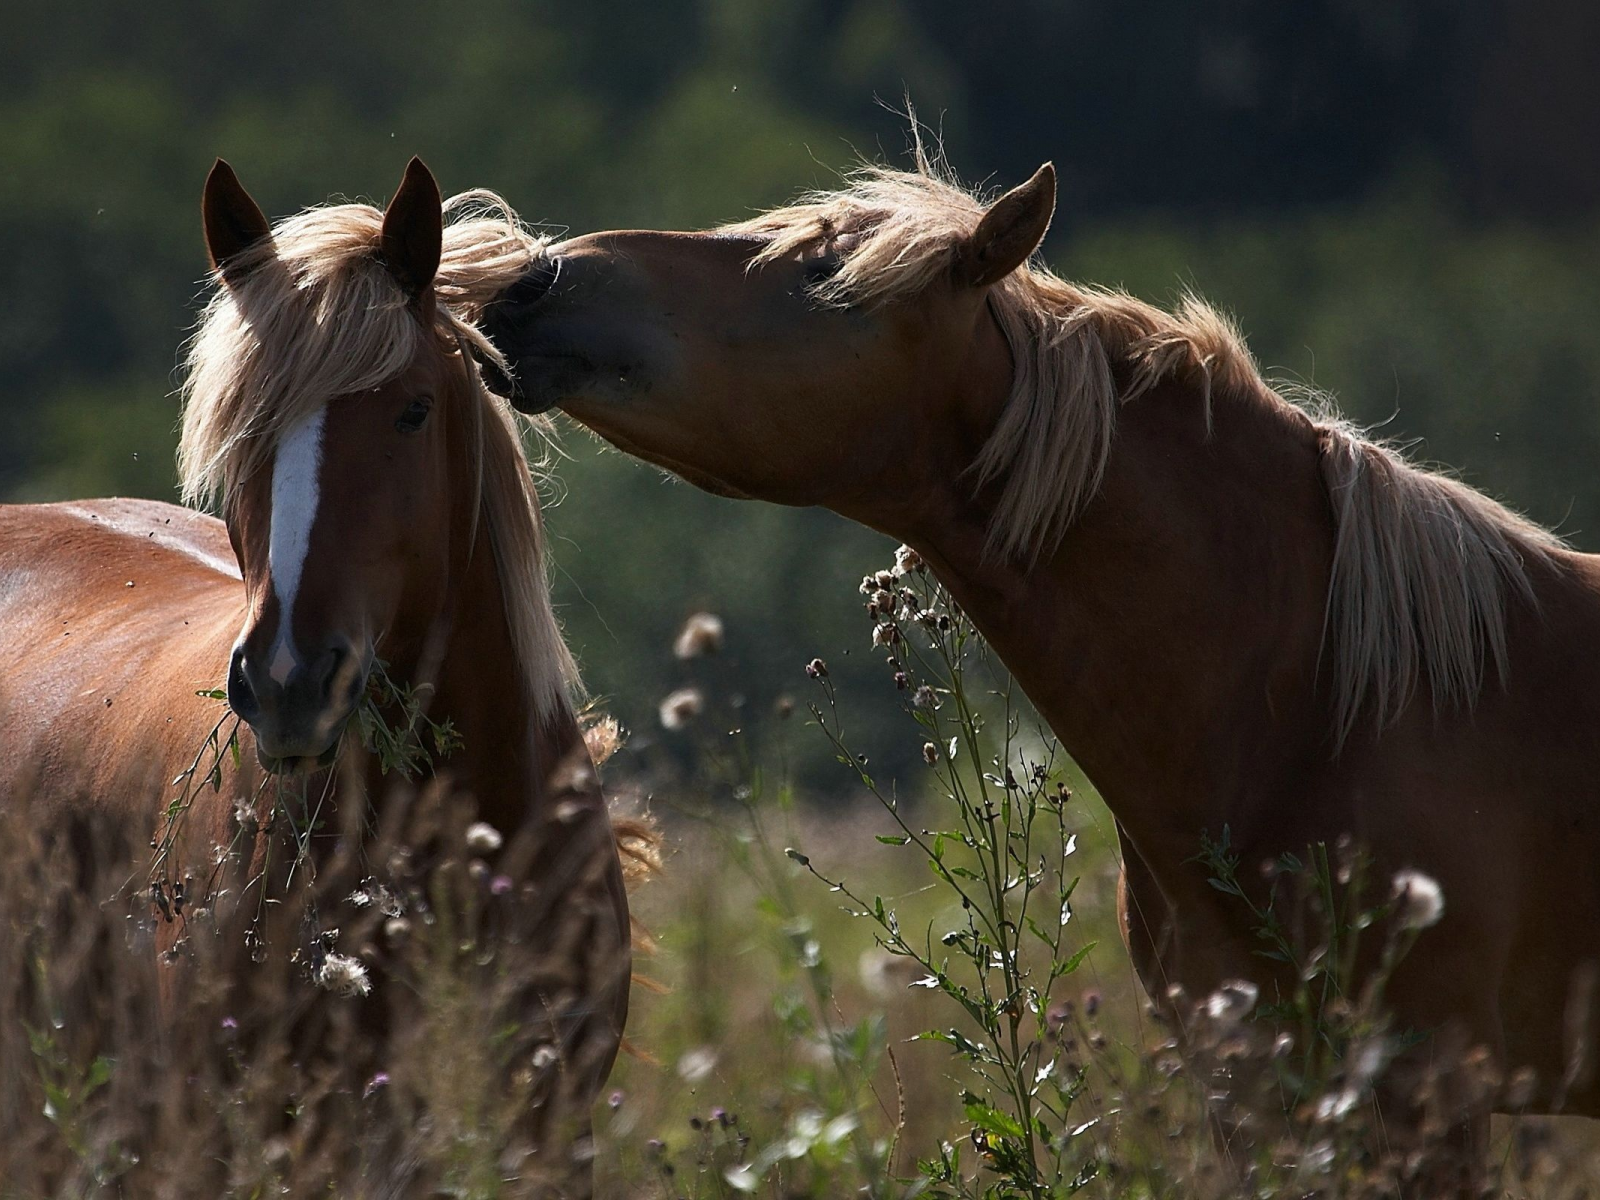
[4,0,1598,781]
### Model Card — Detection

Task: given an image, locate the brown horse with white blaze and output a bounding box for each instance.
[0,158,631,1194]
[479,154,1600,1162]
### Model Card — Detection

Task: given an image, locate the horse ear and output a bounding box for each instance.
[380,156,443,302]
[202,159,273,283]
[953,162,1056,289]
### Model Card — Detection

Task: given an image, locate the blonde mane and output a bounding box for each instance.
[179,191,578,719]
[729,162,1565,744]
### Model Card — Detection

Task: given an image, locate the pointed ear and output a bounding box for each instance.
[202,159,273,284]
[953,162,1056,289]
[380,156,442,302]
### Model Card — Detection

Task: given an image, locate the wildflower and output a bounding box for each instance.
[220,1016,238,1032]
[489,874,513,896]
[805,658,828,679]
[871,623,898,648]
[922,742,939,765]
[676,1046,718,1082]
[673,611,724,659]
[894,544,924,575]
[1392,868,1445,930]
[871,588,895,615]
[531,1044,560,1070]
[1083,989,1101,1018]
[609,1090,625,1110]
[363,1071,390,1098]
[464,821,503,853]
[315,952,371,998]
[893,671,908,690]
[912,685,939,710]
[874,570,896,590]
[858,574,877,596]
[658,687,705,731]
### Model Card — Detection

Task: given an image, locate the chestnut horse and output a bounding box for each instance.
[0,159,629,1194]
[479,155,1600,1161]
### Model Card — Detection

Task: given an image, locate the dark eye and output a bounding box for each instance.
[395,396,433,434]
[803,250,842,285]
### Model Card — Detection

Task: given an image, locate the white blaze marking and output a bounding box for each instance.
[267,407,327,684]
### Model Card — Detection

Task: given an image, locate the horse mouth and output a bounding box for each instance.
[257,739,342,776]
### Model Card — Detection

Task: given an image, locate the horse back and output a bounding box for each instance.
[0,499,246,832]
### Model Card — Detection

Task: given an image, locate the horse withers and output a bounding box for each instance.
[477,150,1600,1180]
[0,158,634,1195]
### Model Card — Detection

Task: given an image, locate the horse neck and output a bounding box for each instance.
[902,370,1339,881]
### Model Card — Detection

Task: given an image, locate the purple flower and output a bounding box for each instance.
[490,874,513,896]
[364,1071,390,1098]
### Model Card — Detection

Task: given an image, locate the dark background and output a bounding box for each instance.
[4,0,1598,776]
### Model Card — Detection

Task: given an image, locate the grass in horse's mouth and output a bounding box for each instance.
[258,741,341,775]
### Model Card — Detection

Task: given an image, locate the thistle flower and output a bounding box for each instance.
[922,742,939,765]
[894,544,924,575]
[315,952,371,998]
[464,821,503,853]
[871,623,899,648]
[659,687,705,731]
[673,611,725,659]
[912,685,940,711]
[1391,868,1445,930]
[805,658,828,679]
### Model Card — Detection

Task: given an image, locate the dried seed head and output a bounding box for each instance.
[1391,868,1445,931]
[315,952,371,998]
[464,821,503,853]
[673,611,725,659]
[658,687,705,731]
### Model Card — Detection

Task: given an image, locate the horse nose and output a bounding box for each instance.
[308,639,363,707]
[228,637,365,759]
[227,644,260,721]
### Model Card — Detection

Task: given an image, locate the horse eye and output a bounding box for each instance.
[804,251,842,285]
[395,396,433,434]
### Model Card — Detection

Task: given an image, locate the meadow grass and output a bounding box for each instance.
[6,551,1600,1196]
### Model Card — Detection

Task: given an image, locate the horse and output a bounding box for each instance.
[475,149,1600,1174]
[0,158,632,1195]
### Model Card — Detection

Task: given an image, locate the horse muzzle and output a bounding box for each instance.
[228,637,370,772]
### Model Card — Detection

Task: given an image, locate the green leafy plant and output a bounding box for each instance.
[785,548,1101,1198]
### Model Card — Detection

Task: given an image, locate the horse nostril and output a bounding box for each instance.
[314,644,347,702]
[227,647,259,720]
